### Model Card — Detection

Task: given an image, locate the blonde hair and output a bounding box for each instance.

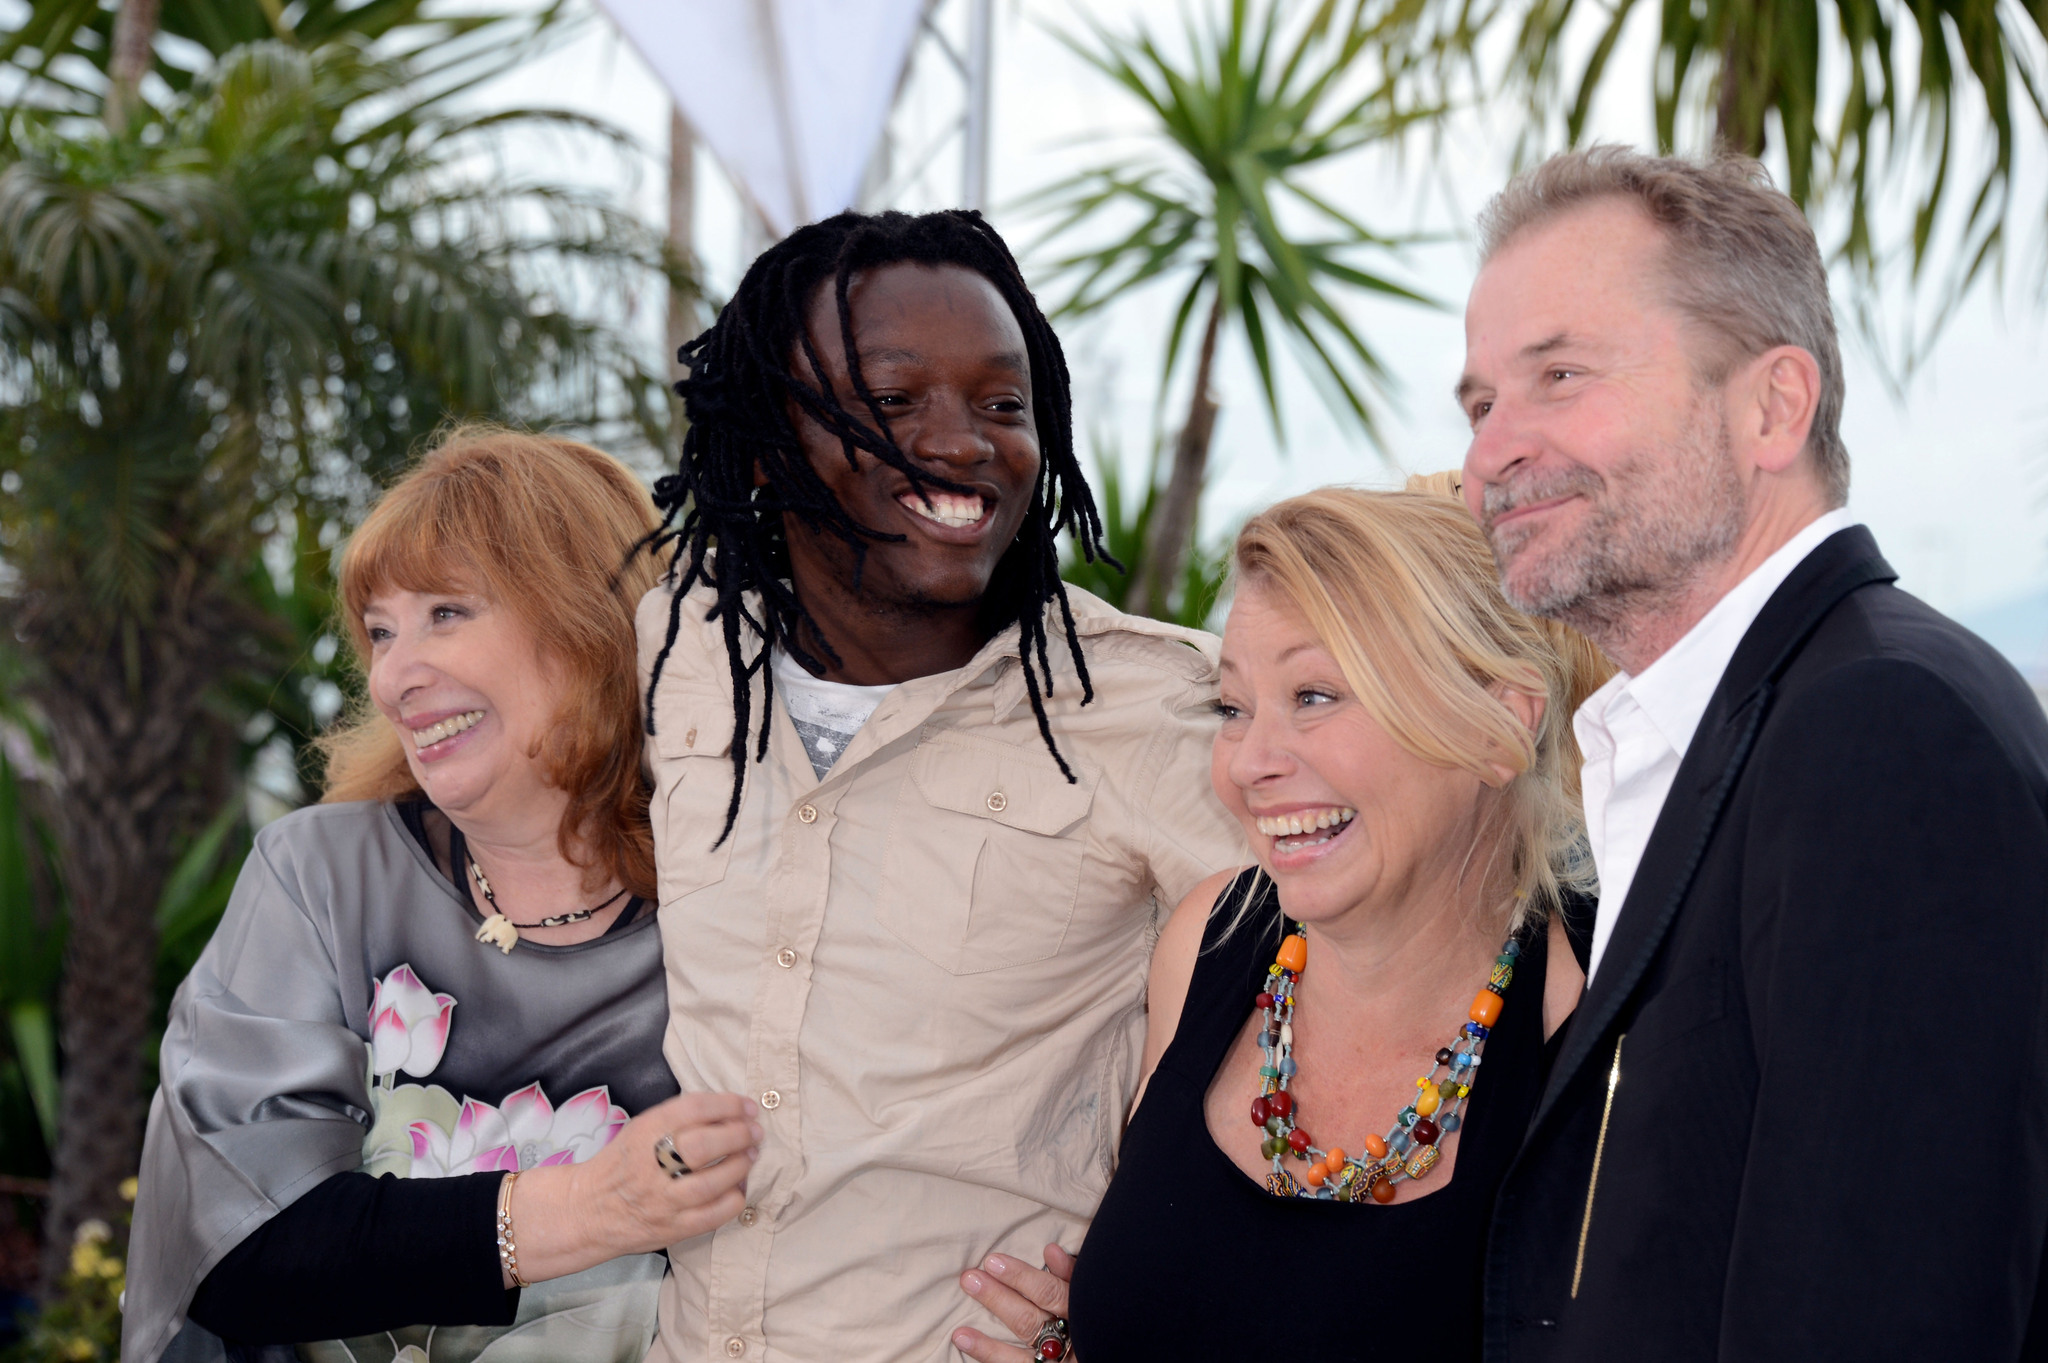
[320,426,664,898]
[1227,475,1613,933]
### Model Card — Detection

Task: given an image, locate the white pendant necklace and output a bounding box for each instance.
[469,857,629,954]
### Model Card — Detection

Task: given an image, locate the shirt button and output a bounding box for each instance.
[760,1089,782,1109]
[985,791,1008,812]
[797,803,818,824]
[725,1338,746,1357]
[739,1207,759,1227]
[775,947,798,968]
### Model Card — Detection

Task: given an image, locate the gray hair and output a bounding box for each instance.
[1477,146,1848,507]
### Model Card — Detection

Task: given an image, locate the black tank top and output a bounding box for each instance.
[1068,872,1555,1360]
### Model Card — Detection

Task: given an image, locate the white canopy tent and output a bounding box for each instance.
[597,0,947,238]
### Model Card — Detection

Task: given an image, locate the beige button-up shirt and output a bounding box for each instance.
[637,581,1245,1363]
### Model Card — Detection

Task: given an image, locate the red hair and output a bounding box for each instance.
[321,426,662,897]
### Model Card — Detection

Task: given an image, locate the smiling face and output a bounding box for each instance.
[1213,580,1500,927]
[781,261,1043,620]
[363,587,564,825]
[1457,198,1746,631]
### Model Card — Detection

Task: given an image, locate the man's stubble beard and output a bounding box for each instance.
[1482,398,1745,655]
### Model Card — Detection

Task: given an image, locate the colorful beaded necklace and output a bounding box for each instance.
[1249,921,1521,1202]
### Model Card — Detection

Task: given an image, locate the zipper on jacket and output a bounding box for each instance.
[1571,1032,1625,1299]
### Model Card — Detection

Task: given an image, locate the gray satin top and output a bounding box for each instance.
[123,800,676,1363]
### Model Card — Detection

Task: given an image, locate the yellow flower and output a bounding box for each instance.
[64,1335,95,1360]
[98,1254,124,1279]
[70,1242,102,1279]
[118,1177,138,1203]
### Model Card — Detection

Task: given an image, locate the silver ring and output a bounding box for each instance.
[654,1132,691,1178]
[1029,1316,1070,1361]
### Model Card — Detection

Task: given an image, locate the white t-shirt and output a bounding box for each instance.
[771,648,898,779]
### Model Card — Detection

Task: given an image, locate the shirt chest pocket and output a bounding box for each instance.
[648,697,739,903]
[875,735,1099,974]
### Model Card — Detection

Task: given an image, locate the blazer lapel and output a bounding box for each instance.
[1532,527,1899,1131]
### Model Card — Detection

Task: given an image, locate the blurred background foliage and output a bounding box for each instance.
[0,0,688,1332]
[1033,0,1435,619]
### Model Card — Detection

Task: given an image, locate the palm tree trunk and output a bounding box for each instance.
[1714,32,1767,156]
[25,584,235,1294]
[1130,291,1225,619]
[104,0,163,133]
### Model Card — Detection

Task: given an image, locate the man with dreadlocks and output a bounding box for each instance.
[635,209,1243,1361]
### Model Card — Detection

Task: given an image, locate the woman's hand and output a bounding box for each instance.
[504,1091,759,1285]
[953,1245,1076,1362]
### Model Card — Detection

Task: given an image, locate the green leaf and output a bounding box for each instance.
[9,1001,57,1152]
[156,796,243,937]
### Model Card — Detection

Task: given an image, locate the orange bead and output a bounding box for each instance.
[1469,989,1503,1027]
[1371,1177,1397,1203]
[1416,1089,1441,1117]
[1324,1147,1347,1174]
[1276,934,1308,974]
[1363,1133,1388,1159]
[1302,1163,1326,1187]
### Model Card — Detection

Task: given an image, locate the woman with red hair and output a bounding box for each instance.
[125,428,754,1363]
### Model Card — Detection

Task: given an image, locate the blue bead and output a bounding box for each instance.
[1441,1114,1460,1132]
[1452,1052,1473,1070]
[1258,1032,1276,1048]
[1505,939,1522,958]
[1390,1129,1413,1154]
[1278,1057,1298,1076]
[1465,1023,1489,1039]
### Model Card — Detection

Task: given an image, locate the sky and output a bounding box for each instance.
[506,0,2048,637]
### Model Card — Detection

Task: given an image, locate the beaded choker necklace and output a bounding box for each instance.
[1249,921,1521,1202]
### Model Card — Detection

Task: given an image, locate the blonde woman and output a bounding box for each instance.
[956,478,1610,1362]
[125,429,755,1363]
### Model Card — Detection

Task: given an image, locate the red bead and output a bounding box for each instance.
[1268,1091,1294,1119]
[1250,1095,1271,1127]
[1037,1340,1065,1361]
[1255,992,1274,1008]
[1286,1128,1311,1154]
[1413,1117,1441,1145]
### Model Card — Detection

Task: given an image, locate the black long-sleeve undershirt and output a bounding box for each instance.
[185,1170,517,1344]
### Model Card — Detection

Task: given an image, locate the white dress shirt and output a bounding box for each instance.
[1577,509,1859,981]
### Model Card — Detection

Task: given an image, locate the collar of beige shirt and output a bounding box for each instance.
[640,575,1222,779]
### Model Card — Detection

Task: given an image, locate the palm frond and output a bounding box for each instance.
[1371,0,2048,351]
[0,37,685,625]
[1027,0,1435,454]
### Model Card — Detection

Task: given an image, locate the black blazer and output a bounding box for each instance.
[1485,525,2048,1360]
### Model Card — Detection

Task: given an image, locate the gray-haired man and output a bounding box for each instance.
[1458,147,2048,1360]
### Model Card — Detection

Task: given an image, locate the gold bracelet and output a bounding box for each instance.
[495,1171,528,1289]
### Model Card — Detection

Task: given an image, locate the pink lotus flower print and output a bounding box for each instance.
[369,964,455,1082]
[406,1084,628,1178]
[408,1095,515,1178]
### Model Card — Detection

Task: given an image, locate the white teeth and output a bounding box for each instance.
[901,492,986,529]
[1254,807,1357,841]
[412,710,484,749]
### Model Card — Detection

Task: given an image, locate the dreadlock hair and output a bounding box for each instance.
[644,208,1115,846]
